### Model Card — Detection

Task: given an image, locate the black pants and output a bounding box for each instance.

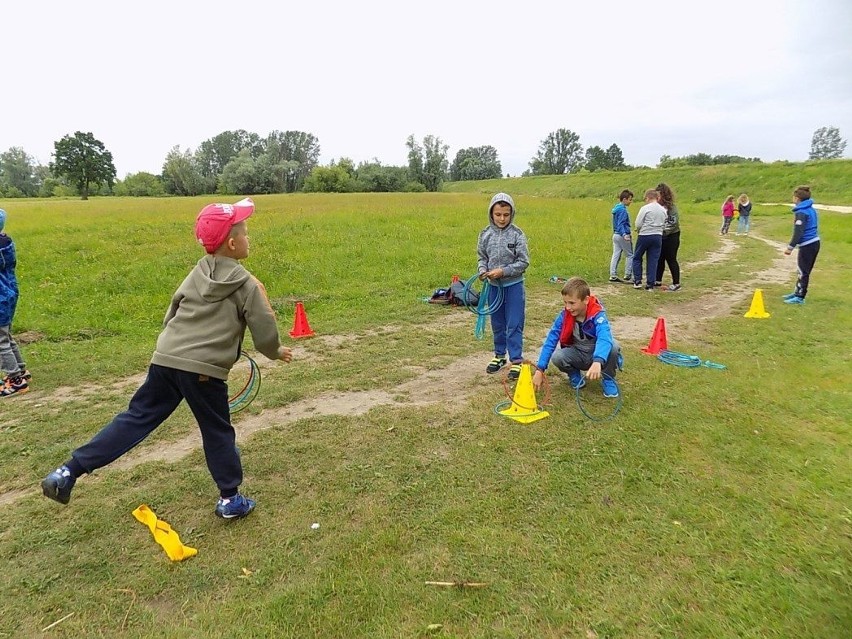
[795,241,820,299]
[656,232,681,285]
[70,364,242,497]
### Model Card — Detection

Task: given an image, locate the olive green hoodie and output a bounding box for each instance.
[152,255,283,380]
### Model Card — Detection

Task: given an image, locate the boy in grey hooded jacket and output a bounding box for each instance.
[477,193,530,381]
[42,198,292,520]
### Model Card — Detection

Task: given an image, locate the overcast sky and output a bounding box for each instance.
[4,0,851,178]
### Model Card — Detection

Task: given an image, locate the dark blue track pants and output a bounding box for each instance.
[70,364,242,497]
[632,235,662,286]
[489,281,525,363]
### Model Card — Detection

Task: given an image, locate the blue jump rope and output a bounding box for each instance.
[462,274,504,339]
[575,373,623,422]
[657,349,727,370]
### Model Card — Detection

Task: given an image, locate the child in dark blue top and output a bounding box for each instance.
[783,185,820,304]
[0,208,30,398]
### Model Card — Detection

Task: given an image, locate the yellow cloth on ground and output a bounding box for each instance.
[132,504,198,561]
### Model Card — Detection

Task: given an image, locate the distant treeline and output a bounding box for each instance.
[0,125,846,199]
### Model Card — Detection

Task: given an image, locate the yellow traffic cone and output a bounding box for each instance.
[744,289,770,318]
[498,363,550,424]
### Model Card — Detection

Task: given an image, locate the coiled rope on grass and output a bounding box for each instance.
[575,372,623,423]
[657,349,727,370]
[229,351,261,413]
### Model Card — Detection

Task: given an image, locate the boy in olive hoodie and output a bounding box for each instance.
[42,198,292,519]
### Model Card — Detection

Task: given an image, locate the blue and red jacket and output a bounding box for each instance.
[535,295,615,369]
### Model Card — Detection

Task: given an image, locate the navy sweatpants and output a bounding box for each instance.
[489,281,525,363]
[632,235,662,287]
[70,364,242,497]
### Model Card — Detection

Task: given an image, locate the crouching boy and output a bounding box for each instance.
[532,277,621,398]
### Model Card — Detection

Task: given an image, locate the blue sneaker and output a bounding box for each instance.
[784,296,805,305]
[42,466,76,504]
[567,371,586,390]
[602,377,620,398]
[782,292,798,300]
[215,493,256,519]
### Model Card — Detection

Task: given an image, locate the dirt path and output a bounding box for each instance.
[761,202,852,214]
[1,234,795,507]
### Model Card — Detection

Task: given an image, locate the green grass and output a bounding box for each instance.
[444,158,852,205]
[1,181,850,638]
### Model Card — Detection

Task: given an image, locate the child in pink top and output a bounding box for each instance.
[720,195,735,235]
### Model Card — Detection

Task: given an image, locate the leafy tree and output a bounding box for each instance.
[162,146,206,196]
[302,159,356,193]
[658,153,761,168]
[113,172,165,197]
[809,126,847,160]
[218,149,265,195]
[196,130,262,178]
[449,146,502,181]
[529,128,584,175]
[405,135,424,185]
[51,131,117,199]
[262,130,321,192]
[421,135,449,192]
[584,146,607,172]
[34,165,64,197]
[354,161,409,192]
[0,147,39,197]
[605,144,626,170]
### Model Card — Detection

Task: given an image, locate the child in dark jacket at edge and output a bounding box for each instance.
[42,198,292,520]
[0,208,31,397]
[532,277,622,399]
[478,192,530,382]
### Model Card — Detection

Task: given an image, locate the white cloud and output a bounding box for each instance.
[2,0,850,177]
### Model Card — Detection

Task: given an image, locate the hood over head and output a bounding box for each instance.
[488,192,516,226]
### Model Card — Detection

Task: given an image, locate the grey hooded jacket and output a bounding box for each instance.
[152,255,284,380]
[476,193,530,287]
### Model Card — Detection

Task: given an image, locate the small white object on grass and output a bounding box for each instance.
[311,522,320,530]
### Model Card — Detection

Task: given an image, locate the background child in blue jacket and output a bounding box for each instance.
[0,208,30,398]
[783,185,820,304]
[478,192,530,381]
[609,189,634,283]
[532,277,621,398]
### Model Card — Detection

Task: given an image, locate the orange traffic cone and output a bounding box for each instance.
[744,289,770,319]
[289,301,316,338]
[641,317,668,355]
[498,363,549,424]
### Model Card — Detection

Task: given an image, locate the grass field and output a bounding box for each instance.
[444,158,852,205]
[1,170,850,637]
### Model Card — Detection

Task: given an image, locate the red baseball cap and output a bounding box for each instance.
[194,197,255,253]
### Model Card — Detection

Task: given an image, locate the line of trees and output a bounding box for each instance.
[0,126,847,199]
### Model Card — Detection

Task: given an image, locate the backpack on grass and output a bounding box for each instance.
[428,278,480,307]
